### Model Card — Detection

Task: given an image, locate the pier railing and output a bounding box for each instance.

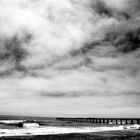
[56,118,140,125]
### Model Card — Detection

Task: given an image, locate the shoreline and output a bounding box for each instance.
[0,125,125,137]
[0,130,140,140]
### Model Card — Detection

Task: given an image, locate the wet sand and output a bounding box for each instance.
[0,130,140,140]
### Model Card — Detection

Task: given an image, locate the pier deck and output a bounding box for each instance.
[56,117,140,125]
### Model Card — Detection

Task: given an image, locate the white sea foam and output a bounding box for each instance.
[0,122,140,137]
[23,123,40,128]
[0,120,25,124]
[0,125,124,137]
[123,124,140,130]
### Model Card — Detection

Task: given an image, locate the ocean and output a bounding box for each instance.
[0,115,140,138]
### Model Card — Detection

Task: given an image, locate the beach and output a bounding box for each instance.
[0,130,140,140]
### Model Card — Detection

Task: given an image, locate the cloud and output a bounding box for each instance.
[0,0,140,117]
[0,0,122,71]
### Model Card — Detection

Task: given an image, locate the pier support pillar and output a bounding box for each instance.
[116,119,118,124]
[120,120,122,125]
[107,119,109,124]
[137,120,140,124]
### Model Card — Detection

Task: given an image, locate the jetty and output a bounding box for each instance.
[56,117,140,125]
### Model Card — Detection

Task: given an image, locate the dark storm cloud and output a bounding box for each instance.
[90,0,113,17]
[39,91,97,98]
[71,0,140,56]
[0,33,32,74]
[104,27,140,53]
[37,90,140,98]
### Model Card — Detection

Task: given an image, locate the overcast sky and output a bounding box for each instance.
[0,0,140,117]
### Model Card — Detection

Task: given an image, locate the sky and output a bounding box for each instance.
[0,0,140,118]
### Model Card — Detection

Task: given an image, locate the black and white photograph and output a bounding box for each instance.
[0,0,140,139]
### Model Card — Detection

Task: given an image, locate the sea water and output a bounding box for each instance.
[0,120,139,137]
